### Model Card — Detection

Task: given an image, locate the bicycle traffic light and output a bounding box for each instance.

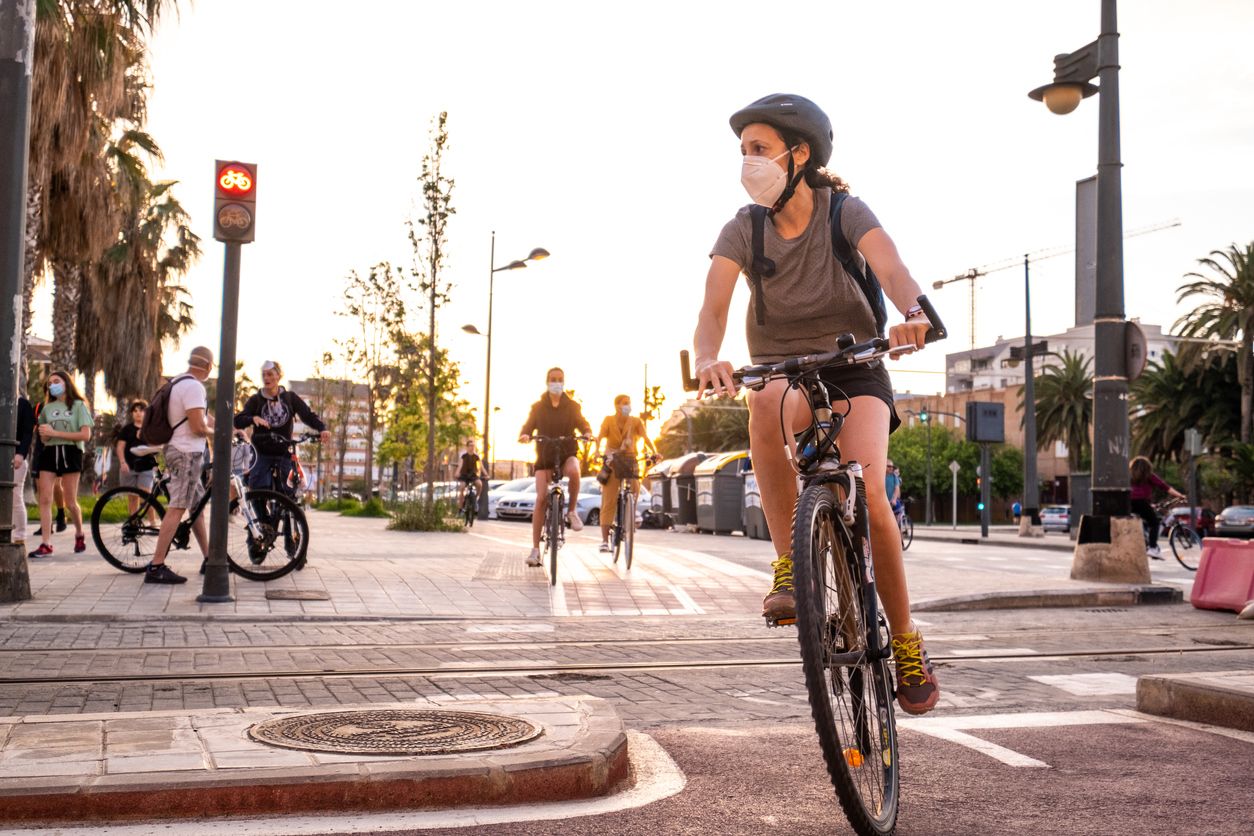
[213,160,257,243]
[919,409,929,424]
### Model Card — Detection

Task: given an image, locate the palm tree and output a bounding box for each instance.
[1022,350,1092,472]
[1131,350,1239,461]
[1174,242,1254,443]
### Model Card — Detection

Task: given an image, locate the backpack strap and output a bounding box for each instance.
[166,374,194,432]
[829,192,888,338]
[747,205,777,326]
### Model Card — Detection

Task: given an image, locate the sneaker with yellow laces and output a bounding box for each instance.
[891,626,940,715]
[761,554,796,625]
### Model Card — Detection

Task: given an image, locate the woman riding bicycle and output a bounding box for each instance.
[694,93,939,715]
[595,394,660,553]
[1130,455,1185,560]
[233,360,331,492]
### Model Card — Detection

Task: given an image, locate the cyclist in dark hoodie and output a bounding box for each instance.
[234,360,331,491]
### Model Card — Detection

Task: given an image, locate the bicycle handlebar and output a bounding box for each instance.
[680,294,948,393]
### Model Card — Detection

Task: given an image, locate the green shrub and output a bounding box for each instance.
[315,497,362,513]
[24,493,131,523]
[342,497,390,518]
[387,500,464,532]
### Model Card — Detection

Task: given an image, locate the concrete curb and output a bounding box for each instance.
[1136,671,1254,733]
[912,584,1183,612]
[0,698,630,825]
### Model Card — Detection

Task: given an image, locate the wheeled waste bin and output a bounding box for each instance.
[668,452,708,527]
[647,458,676,516]
[742,467,771,541]
[695,451,750,534]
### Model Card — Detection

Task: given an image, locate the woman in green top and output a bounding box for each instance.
[29,371,94,558]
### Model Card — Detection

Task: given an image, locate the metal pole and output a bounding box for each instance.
[1022,253,1040,530]
[199,242,240,603]
[1090,0,1130,519]
[0,0,34,601]
[925,413,933,525]
[951,466,958,529]
[477,232,494,518]
[980,442,992,538]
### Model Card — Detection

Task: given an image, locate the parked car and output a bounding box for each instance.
[494,479,619,526]
[1162,505,1215,537]
[488,478,534,520]
[1215,505,1254,538]
[1039,505,1070,533]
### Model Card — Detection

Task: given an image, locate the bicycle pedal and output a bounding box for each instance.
[764,615,797,628]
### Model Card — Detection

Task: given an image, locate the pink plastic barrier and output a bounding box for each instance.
[1191,538,1254,613]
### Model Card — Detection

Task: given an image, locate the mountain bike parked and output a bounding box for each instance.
[90,438,309,580]
[681,295,946,836]
[529,434,588,586]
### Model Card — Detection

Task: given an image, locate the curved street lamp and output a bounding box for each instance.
[464,234,550,515]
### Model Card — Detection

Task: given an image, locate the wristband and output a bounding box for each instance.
[905,305,925,321]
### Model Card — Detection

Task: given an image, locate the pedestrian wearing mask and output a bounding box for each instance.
[29,372,93,558]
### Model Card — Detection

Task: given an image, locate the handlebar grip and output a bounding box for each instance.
[917,295,947,344]
[680,350,699,392]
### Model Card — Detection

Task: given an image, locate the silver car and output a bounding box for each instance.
[1216,505,1254,538]
[1039,505,1070,532]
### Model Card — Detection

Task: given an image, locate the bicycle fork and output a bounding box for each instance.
[232,474,268,541]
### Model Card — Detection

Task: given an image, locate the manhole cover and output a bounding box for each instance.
[248,709,542,755]
[265,589,331,601]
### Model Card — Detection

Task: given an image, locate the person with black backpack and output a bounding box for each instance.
[693,93,940,715]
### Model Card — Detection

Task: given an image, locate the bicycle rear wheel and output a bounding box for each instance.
[612,492,625,565]
[226,489,308,581]
[547,492,562,587]
[1169,525,1201,571]
[792,484,899,836]
[900,515,913,551]
[91,487,166,573]
[623,491,636,571]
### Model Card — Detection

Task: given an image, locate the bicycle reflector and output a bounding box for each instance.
[213,160,258,243]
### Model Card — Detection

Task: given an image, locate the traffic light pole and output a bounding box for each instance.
[0,0,34,603]
[980,442,992,538]
[198,242,241,603]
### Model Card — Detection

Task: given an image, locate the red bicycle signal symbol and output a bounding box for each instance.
[218,166,254,194]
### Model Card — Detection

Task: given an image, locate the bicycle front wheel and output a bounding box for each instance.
[91,487,167,573]
[900,515,913,551]
[792,485,899,836]
[623,492,636,571]
[226,489,309,581]
[612,493,625,565]
[547,492,562,587]
[464,491,477,527]
[1169,525,1202,571]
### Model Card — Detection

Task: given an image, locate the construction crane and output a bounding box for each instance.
[931,219,1182,351]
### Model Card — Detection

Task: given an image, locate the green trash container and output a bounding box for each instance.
[695,451,749,534]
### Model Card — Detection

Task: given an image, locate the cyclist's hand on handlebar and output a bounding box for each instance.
[696,357,737,398]
[319,430,331,444]
[888,319,931,358]
[252,416,271,429]
[518,434,532,445]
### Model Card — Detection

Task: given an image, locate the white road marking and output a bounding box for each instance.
[1110,709,1254,745]
[1029,673,1139,696]
[906,726,1049,768]
[7,732,685,835]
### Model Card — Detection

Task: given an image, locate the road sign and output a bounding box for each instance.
[213,160,257,243]
[949,460,960,474]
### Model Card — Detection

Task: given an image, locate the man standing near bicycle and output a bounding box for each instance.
[147,346,216,585]
[518,367,592,567]
[595,394,659,553]
[693,94,940,715]
[233,360,331,493]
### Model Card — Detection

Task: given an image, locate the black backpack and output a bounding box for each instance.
[747,191,889,337]
[139,375,194,445]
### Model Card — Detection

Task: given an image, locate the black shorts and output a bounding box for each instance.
[818,360,901,434]
[458,474,480,485]
[36,444,84,476]
[534,439,578,471]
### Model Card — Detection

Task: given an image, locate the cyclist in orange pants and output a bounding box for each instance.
[595,394,659,552]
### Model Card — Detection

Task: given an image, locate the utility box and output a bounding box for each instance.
[966,402,1005,443]
[695,451,749,534]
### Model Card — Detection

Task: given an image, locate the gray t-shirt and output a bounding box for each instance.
[711,189,882,364]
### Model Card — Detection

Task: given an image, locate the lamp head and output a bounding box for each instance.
[462,324,483,336]
[527,247,550,261]
[1028,80,1098,115]
[932,280,945,290]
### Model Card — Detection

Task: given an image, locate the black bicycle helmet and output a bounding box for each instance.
[729,93,833,167]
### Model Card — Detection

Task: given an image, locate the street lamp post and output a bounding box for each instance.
[1020,254,1041,536]
[464,233,548,517]
[1030,0,1137,575]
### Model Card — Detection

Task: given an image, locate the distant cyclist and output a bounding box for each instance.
[1130,456,1185,560]
[595,394,659,552]
[694,93,940,714]
[233,360,331,491]
[457,440,488,510]
[886,459,903,519]
[518,367,592,567]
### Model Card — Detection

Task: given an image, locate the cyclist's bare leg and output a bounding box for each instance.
[190,513,209,558]
[563,457,581,522]
[837,396,911,635]
[746,379,811,558]
[151,507,188,566]
[531,469,552,548]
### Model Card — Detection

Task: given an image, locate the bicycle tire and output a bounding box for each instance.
[225,489,308,581]
[1169,525,1201,571]
[623,491,636,571]
[91,486,167,573]
[548,491,562,586]
[900,515,913,551]
[464,489,477,528]
[612,491,626,565]
[791,484,900,836]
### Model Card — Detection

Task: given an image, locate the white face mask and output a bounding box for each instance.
[548,382,564,396]
[740,149,793,207]
[620,405,631,416]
